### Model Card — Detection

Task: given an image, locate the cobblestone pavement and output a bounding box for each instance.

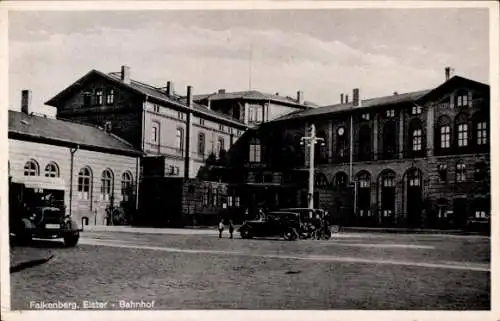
[9,231,490,310]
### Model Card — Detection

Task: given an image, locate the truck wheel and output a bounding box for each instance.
[16,230,32,245]
[63,232,79,247]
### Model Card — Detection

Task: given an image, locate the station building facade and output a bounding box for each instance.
[222,72,490,229]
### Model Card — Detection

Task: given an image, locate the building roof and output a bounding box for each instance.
[9,110,142,156]
[193,90,317,108]
[45,69,247,128]
[272,75,489,123]
[271,89,431,122]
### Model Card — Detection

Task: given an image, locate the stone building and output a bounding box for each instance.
[9,90,142,226]
[223,70,490,229]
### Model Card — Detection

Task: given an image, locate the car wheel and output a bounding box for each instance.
[63,232,79,247]
[283,228,298,241]
[240,229,252,239]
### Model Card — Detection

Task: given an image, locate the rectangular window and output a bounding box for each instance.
[361,113,370,120]
[249,143,261,163]
[151,123,159,143]
[178,112,185,120]
[219,124,224,131]
[412,129,422,151]
[199,118,205,126]
[198,133,205,156]
[95,89,103,105]
[153,105,160,113]
[235,196,240,207]
[176,128,184,154]
[386,109,395,118]
[458,124,468,147]
[477,122,487,145]
[456,163,466,182]
[83,92,92,107]
[475,211,487,219]
[383,177,395,187]
[106,89,114,104]
[440,126,451,148]
[217,137,225,156]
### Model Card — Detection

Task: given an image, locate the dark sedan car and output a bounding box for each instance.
[238,211,300,240]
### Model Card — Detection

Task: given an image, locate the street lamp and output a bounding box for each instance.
[300,124,325,210]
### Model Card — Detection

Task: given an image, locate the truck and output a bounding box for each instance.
[9,176,82,247]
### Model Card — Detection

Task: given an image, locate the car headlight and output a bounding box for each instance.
[30,213,36,220]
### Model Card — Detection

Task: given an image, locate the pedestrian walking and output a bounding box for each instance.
[218,219,224,239]
[228,220,234,239]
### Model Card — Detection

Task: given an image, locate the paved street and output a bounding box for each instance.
[9,229,490,310]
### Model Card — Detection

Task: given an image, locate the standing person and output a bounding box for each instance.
[228,220,234,239]
[218,219,224,239]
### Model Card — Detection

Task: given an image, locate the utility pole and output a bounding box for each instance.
[301,124,325,209]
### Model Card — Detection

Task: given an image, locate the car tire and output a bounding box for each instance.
[63,232,79,247]
[240,229,252,239]
[283,228,298,241]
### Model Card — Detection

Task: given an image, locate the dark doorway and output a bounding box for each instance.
[453,198,468,228]
[406,169,423,227]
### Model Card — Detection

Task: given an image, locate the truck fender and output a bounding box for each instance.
[68,218,81,231]
[21,218,35,230]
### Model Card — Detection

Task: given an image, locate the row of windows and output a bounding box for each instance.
[24,160,59,177]
[22,160,134,201]
[83,89,114,107]
[77,167,133,201]
[201,187,241,208]
[438,162,487,183]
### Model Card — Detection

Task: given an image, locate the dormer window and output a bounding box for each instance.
[456,90,470,108]
[411,105,423,115]
[106,89,115,104]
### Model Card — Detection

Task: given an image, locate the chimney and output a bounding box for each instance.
[340,93,344,104]
[393,91,399,96]
[445,66,451,81]
[21,90,32,114]
[166,81,174,97]
[121,65,130,84]
[353,88,360,107]
[275,92,279,96]
[218,89,226,95]
[297,91,304,104]
[187,86,193,107]
[345,94,349,104]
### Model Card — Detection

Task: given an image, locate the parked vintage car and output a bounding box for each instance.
[279,207,341,233]
[238,211,301,241]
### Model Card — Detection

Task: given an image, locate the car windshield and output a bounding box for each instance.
[42,208,63,217]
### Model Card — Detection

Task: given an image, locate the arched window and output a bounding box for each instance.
[100,169,114,201]
[358,125,371,161]
[78,167,92,200]
[436,115,452,150]
[356,171,371,216]
[334,172,348,189]
[382,121,397,158]
[455,113,469,148]
[24,159,40,176]
[44,162,60,177]
[176,128,184,154]
[121,171,133,202]
[408,168,421,187]
[315,172,329,188]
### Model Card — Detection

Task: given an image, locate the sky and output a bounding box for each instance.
[8,7,490,116]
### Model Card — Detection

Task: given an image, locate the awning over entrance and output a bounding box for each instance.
[11,176,66,191]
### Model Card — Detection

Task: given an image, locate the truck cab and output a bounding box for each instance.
[9,176,81,247]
